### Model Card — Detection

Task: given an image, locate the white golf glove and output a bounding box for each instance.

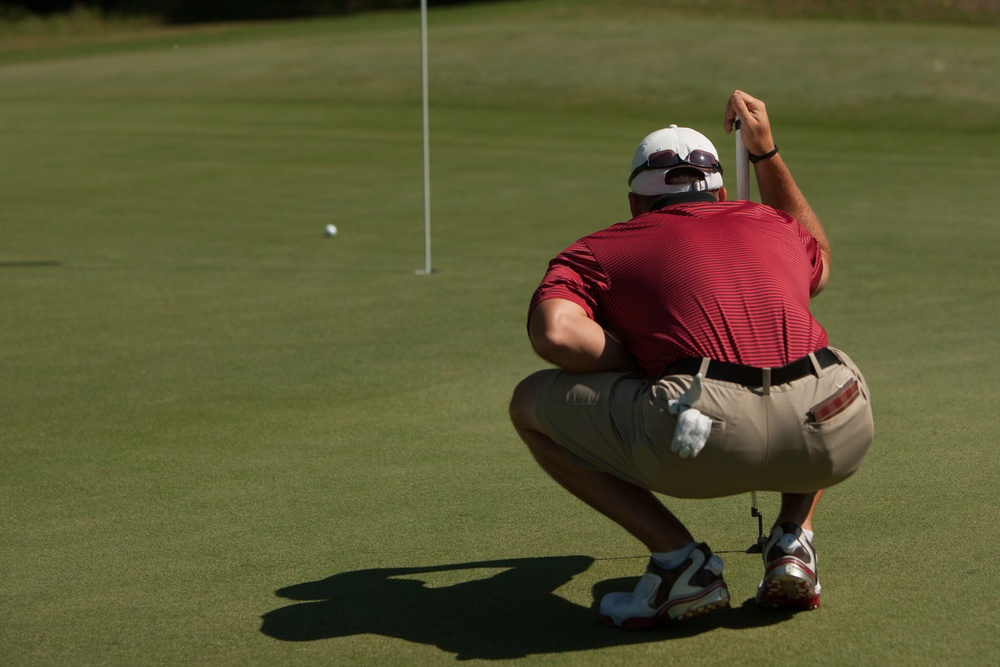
[666,373,712,459]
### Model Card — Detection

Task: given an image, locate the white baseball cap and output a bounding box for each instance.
[629,125,723,196]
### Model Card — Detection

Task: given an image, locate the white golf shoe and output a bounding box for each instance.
[756,522,821,610]
[599,543,730,630]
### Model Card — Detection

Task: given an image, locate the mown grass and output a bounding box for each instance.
[2,1,998,665]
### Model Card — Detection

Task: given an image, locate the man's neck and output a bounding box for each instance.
[649,192,716,210]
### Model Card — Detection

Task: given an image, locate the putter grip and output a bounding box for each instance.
[735,119,751,201]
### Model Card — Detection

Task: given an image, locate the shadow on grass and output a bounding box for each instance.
[261,556,795,660]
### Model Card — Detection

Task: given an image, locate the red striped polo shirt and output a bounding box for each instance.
[529,200,829,377]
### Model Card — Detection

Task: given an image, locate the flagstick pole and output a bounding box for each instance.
[417,0,433,275]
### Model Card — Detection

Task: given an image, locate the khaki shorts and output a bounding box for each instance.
[533,348,874,498]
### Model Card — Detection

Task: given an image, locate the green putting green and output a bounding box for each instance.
[2,2,998,664]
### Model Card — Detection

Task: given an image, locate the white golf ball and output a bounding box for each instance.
[324,224,338,237]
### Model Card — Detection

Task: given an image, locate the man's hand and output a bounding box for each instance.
[667,373,712,459]
[724,90,775,156]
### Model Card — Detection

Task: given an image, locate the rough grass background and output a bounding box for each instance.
[644,0,1000,25]
[2,1,999,664]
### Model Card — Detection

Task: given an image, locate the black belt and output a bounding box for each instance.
[665,348,840,388]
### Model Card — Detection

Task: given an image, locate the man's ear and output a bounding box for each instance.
[716,186,727,202]
[628,192,644,217]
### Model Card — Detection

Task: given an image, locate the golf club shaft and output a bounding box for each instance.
[735,119,750,201]
[751,489,765,547]
[739,122,761,543]
[736,120,760,544]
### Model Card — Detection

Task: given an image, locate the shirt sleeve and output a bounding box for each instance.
[798,222,825,294]
[527,239,608,325]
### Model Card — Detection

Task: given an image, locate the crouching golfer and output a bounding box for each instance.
[509,90,874,629]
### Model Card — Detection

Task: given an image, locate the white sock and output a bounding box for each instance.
[651,542,697,570]
[802,528,815,544]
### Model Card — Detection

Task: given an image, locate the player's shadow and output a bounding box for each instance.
[260,556,793,660]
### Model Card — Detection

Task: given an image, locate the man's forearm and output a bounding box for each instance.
[534,329,639,374]
[725,89,831,257]
[529,300,641,374]
[754,154,831,255]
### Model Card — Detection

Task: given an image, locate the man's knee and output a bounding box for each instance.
[510,370,557,431]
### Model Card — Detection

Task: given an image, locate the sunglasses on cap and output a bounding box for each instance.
[628,149,723,187]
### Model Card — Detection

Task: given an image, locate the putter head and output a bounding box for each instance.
[746,533,768,554]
